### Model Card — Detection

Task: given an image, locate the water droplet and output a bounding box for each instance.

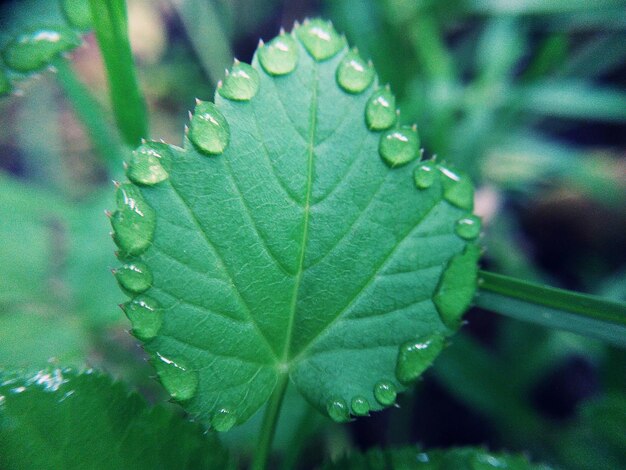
[327,398,350,422]
[438,166,474,210]
[110,184,156,256]
[212,408,236,432]
[61,0,92,30]
[127,142,169,186]
[189,101,230,155]
[379,126,420,167]
[365,88,396,130]
[433,244,480,329]
[115,261,153,293]
[373,381,397,406]
[350,396,370,416]
[396,335,445,384]
[0,68,11,96]
[455,215,481,240]
[414,162,436,189]
[258,33,298,75]
[296,19,344,61]
[123,295,163,340]
[153,352,198,401]
[336,50,374,94]
[1,28,80,73]
[218,61,260,101]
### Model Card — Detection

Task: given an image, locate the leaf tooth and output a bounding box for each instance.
[258,38,265,48]
[279,26,285,35]
[194,97,201,105]
[104,209,112,218]
[112,180,121,188]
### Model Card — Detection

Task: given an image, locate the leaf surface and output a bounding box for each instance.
[0,369,230,470]
[322,447,552,470]
[111,20,480,428]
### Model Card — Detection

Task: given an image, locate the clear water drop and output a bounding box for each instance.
[189,101,230,155]
[212,408,236,432]
[373,380,397,406]
[115,261,153,293]
[110,184,156,256]
[1,27,80,73]
[414,162,436,189]
[61,0,92,30]
[336,50,374,94]
[433,244,480,329]
[127,142,169,186]
[218,61,260,101]
[455,215,481,240]
[395,335,445,384]
[438,166,474,210]
[295,19,344,61]
[123,295,163,340]
[258,33,298,75]
[350,396,370,416]
[379,126,420,167]
[153,352,198,401]
[327,398,350,422]
[365,87,396,130]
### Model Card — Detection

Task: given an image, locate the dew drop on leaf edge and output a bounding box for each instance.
[189,101,230,155]
[258,33,299,76]
[110,184,156,256]
[127,142,169,186]
[295,19,344,61]
[336,50,374,94]
[123,295,164,341]
[414,162,436,189]
[379,126,420,167]
[455,215,481,240]
[211,408,236,432]
[153,353,198,401]
[439,166,474,211]
[365,87,397,130]
[373,380,397,406]
[433,244,480,329]
[350,396,370,416]
[327,398,350,422]
[1,27,80,73]
[218,61,260,101]
[395,334,445,384]
[115,261,153,294]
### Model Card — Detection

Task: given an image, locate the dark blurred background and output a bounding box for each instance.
[0,1,625,469]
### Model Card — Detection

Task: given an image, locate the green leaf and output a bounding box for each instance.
[0,368,230,470]
[110,20,480,428]
[322,446,552,469]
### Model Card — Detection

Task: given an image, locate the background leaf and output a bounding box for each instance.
[0,368,231,470]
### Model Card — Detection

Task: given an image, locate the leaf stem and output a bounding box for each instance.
[54,58,126,171]
[476,270,626,347]
[252,373,289,470]
[88,0,148,146]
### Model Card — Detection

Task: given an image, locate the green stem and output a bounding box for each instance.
[54,58,125,171]
[252,373,289,470]
[476,270,626,347]
[88,0,148,146]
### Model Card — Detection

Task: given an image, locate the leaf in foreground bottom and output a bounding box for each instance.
[322,447,552,470]
[0,369,230,469]
[110,19,481,429]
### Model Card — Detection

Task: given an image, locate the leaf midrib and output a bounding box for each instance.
[282,65,319,367]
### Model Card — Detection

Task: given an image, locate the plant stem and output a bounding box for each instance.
[476,270,626,347]
[252,373,289,470]
[88,0,148,146]
[54,58,126,170]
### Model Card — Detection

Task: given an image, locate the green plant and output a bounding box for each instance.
[1,1,625,469]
